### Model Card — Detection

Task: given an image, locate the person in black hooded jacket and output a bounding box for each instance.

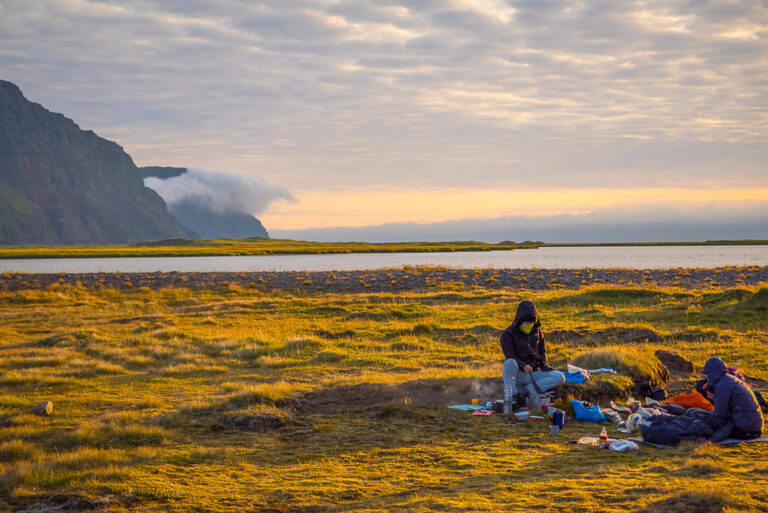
[500,300,565,407]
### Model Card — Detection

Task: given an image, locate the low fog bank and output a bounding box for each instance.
[144,168,293,216]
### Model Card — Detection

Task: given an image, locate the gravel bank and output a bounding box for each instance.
[2,266,767,292]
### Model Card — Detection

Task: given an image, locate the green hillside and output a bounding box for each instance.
[0,80,194,245]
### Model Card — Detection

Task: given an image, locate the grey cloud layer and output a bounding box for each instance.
[1,0,766,190]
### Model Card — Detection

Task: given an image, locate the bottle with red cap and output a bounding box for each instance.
[599,426,608,447]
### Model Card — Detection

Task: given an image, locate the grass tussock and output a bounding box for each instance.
[571,345,670,385]
[223,380,312,408]
[732,287,768,313]
[636,491,730,513]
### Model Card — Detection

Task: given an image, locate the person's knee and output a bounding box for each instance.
[503,358,520,374]
[503,359,520,387]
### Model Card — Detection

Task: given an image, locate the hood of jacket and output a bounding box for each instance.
[512,300,539,330]
[704,357,727,385]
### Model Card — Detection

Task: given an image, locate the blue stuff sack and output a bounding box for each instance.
[571,399,607,422]
[564,371,588,384]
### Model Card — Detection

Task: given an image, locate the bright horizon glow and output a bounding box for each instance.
[261,187,768,230]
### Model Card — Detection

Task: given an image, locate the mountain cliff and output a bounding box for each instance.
[0,80,195,245]
[140,166,269,239]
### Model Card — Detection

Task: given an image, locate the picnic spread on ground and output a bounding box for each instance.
[446,300,766,450]
[448,376,766,449]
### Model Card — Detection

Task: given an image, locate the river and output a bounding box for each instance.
[1,245,766,273]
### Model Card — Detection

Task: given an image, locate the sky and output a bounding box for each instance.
[1,0,767,242]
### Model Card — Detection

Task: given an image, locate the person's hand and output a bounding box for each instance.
[523,365,533,374]
[706,389,714,400]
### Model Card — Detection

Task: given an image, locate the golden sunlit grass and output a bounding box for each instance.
[0,280,766,511]
[0,238,764,260]
[0,238,536,259]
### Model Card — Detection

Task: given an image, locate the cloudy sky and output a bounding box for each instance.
[2,0,767,241]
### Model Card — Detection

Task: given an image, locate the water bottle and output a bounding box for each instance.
[599,426,608,447]
[503,383,515,414]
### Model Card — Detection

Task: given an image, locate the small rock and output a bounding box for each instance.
[31,401,53,416]
[655,350,694,374]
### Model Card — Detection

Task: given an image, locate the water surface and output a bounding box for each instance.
[1,245,766,273]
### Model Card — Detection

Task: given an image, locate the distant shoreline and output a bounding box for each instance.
[543,240,768,247]
[0,239,765,259]
[2,266,766,292]
[0,239,533,259]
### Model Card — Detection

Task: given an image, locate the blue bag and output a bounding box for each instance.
[564,372,588,384]
[571,399,607,422]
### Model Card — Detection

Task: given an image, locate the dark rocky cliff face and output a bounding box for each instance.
[139,166,187,180]
[140,166,269,239]
[167,199,269,239]
[0,80,195,245]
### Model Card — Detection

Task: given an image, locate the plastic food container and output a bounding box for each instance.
[515,411,530,420]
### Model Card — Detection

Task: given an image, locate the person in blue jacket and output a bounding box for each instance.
[703,357,763,440]
[500,300,565,408]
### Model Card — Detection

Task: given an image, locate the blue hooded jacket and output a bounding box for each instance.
[704,357,763,433]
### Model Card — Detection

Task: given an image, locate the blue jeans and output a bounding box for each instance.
[503,358,565,399]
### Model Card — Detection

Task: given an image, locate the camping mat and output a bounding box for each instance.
[629,436,768,448]
[718,435,768,445]
[629,437,667,448]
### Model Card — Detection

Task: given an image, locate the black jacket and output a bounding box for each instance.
[500,301,549,370]
[704,357,763,434]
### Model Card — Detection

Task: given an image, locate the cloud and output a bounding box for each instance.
[143,169,294,216]
[0,0,766,196]
[271,201,768,243]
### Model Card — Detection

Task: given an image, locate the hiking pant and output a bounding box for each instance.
[503,358,565,399]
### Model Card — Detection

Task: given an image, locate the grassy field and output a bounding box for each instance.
[0,279,767,512]
[0,238,537,259]
[0,238,765,259]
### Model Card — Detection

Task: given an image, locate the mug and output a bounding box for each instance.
[553,409,565,429]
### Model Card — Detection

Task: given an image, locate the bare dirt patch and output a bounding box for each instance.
[287,373,664,416]
[290,377,500,414]
[655,349,694,374]
[11,495,114,513]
